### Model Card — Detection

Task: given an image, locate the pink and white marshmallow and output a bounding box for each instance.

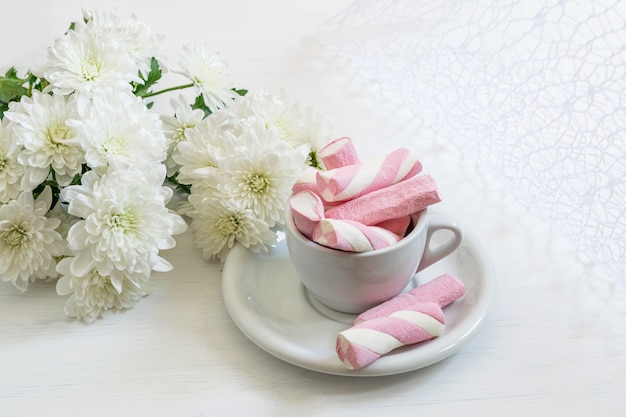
[336,302,445,370]
[312,218,402,252]
[325,174,441,226]
[375,216,412,237]
[354,273,465,324]
[291,166,321,195]
[317,136,360,169]
[316,147,422,203]
[289,190,326,239]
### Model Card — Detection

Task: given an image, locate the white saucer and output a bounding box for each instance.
[222,218,495,377]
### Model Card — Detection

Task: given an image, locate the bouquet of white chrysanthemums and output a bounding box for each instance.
[0,9,335,322]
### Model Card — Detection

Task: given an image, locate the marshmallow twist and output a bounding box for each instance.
[375,216,412,236]
[289,190,326,239]
[316,147,422,203]
[312,218,402,252]
[325,174,441,226]
[291,166,321,195]
[336,302,445,370]
[317,136,360,169]
[354,273,465,324]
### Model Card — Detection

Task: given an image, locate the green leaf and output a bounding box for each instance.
[0,76,28,102]
[133,57,163,97]
[233,88,248,97]
[0,67,39,111]
[166,172,191,195]
[31,77,49,93]
[4,67,21,79]
[147,57,163,83]
[0,101,9,118]
[190,94,212,118]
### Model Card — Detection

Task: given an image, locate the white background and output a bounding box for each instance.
[1,1,624,416]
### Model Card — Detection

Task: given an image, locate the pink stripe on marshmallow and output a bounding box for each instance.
[318,136,360,169]
[291,166,321,195]
[289,191,325,239]
[316,147,422,203]
[312,218,401,252]
[375,216,412,237]
[336,302,445,369]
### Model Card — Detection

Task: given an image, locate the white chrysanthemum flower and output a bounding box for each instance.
[0,120,37,203]
[227,91,336,167]
[187,194,276,262]
[230,91,301,143]
[56,256,150,323]
[61,163,187,288]
[4,91,85,186]
[216,121,310,227]
[41,18,139,96]
[68,90,167,174]
[160,95,206,176]
[176,43,238,113]
[173,111,232,187]
[83,9,164,78]
[0,187,66,291]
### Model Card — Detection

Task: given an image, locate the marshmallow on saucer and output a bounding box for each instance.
[354,273,465,324]
[336,302,445,370]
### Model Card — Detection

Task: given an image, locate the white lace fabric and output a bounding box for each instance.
[319,0,626,284]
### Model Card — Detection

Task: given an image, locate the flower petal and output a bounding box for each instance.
[70,250,95,277]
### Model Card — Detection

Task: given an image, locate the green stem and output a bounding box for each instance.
[141,83,195,98]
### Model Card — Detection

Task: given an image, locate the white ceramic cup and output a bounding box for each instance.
[285,207,463,313]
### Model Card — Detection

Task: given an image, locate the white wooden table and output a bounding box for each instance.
[1,1,624,416]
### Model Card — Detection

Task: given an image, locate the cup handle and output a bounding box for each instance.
[416,213,463,272]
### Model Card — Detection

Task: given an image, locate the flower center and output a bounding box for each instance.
[271,121,291,141]
[47,123,70,145]
[81,58,102,81]
[174,124,194,142]
[246,174,270,194]
[3,224,29,247]
[102,135,126,155]
[87,270,114,290]
[194,68,219,87]
[217,215,242,236]
[107,211,136,232]
[0,157,7,173]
